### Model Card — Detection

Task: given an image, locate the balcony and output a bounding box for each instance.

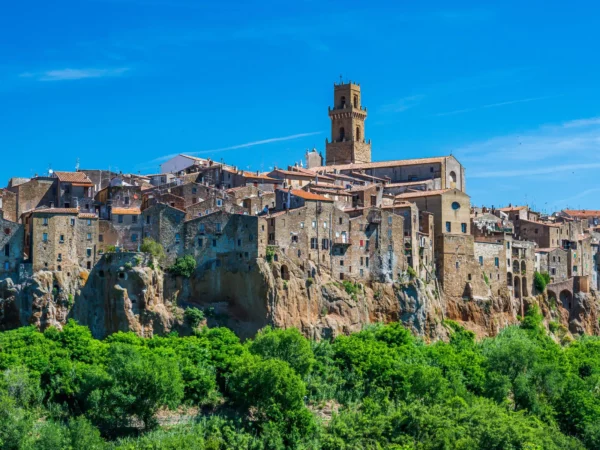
[333,237,352,246]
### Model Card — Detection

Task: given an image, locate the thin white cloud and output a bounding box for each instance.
[143,131,322,166]
[555,188,600,206]
[379,95,425,113]
[20,67,130,81]
[434,95,555,117]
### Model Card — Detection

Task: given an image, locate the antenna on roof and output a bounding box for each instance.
[75,158,80,172]
[339,74,343,84]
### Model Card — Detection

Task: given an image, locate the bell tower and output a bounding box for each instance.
[325,81,371,165]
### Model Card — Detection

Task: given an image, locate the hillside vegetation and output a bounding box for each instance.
[0,307,599,449]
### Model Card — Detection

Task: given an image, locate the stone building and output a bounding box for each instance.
[0,189,18,223]
[536,247,569,283]
[106,207,142,251]
[518,218,562,248]
[183,211,265,271]
[52,171,95,211]
[0,212,24,274]
[384,202,420,275]
[30,208,98,272]
[8,176,56,219]
[142,192,185,211]
[96,185,143,220]
[325,81,372,165]
[141,203,185,264]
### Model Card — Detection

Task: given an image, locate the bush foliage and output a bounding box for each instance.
[1,309,600,448]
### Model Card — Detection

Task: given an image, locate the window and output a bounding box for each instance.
[479,256,483,266]
[451,202,460,210]
[339,217,343,225]
[87,219,92,226]
[57,253,62,261]
[70,218,75,226]
[456,261,460,269]
[359,239,364,247]
[43,217,48,226]
[87,233,92,240]
[192,187,197,194]
[323,221,328,229]
[175,233,180,243]
[322,239,329,250]
[249,234,254,242]
[132,215,138,224]
[216,223,221,233]
[59,234,65,243]
[43,233,48,242]
[297,250,301,257]
[237,239,241,246]
[506,242,510,249]
[573,265,578,273]
[551,268,556,275]
[292,235,298,243]
[198,238,203,247]
[310,238,318,249]
[446,222,451,232]
[87,261,92,270]
[200,224,205,233]
[3,244,8,257]
[312,221,316,228]
[118,215,123,224]
[495,257,499,267]
[86,248,92,257]
[461,223,467,233]
[212,239,217,247]
[131,233,138,242]
[124,196,130,205]
[360,257,364,266]
[216,199,223,207]
[388,216,392,225]
[340,259,344,266]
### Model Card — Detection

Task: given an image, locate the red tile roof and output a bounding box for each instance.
[290,189,334,202]
[54,171,93,185]
[563,209,600,218]
[112,207,141,215]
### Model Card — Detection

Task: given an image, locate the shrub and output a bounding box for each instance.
[407,266,417,279]
[140,238,166,263]
[184,307,205,328]
[168,255,197,278]
[124,262,133,270]
[105,245,117,253]
[549,321,560,333]
[306,277,314,287]
[534,271,550,292]
[483,272,490,286]
[266,246,276,263]
[342,280,360,297]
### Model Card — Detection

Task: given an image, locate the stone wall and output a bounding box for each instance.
[0,189,18,223]
[0,215,24,274]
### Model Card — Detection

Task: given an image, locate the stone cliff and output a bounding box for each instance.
[0,251,598,341]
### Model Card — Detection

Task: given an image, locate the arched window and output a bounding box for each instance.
[353,95,358,108]
[340,96,346,108]
[281,265,290,281]
[339,127,345,141]
[449,171,457,188]
[356,127,361,142]
[521,260,526,274]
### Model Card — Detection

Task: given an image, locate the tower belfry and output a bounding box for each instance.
[325,81,371,166]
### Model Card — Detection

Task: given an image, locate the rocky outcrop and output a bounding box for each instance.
[1,251,599,342]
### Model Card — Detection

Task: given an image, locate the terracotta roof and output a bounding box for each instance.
[563,209,600,218]
[535,247,561,253]
[314,156,448,172]
[33,207,78,215]
[290,189,334,202]
[310,188,352,196]
[54,171,93,185]
[112,207,141,215]
[394,189,451,199]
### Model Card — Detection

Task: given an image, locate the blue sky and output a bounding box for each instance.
[1,0,600,212]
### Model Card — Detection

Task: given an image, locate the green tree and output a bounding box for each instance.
[249,327,315,377]
[168,255,197,278]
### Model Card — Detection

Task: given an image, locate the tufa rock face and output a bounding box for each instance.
[0,251,599,342]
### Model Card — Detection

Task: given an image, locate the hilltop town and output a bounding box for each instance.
[1,81,599,339]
